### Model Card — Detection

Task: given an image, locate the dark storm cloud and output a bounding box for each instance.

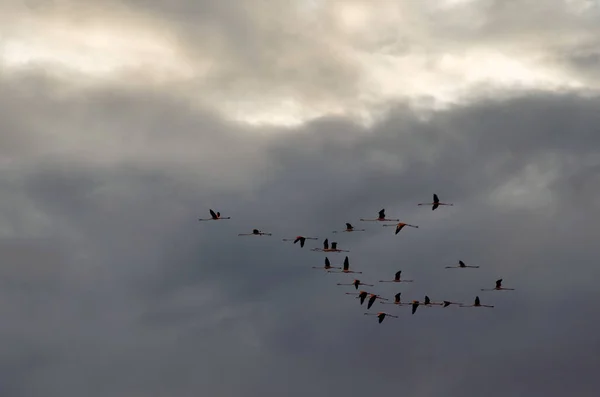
[1,62,600,397]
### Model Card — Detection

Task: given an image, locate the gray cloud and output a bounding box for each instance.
[6,0,600,127]
[2,66,600,396]
[2,1,600,396]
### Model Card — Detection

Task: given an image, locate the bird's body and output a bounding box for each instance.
[360,209,400,222]
[379,270,413,283]
[418,193,453,211]
[199,209,231,221]
[382,222,419,235]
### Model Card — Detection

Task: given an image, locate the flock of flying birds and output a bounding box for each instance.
[199,193,514,324]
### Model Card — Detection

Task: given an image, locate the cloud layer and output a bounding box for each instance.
[1,1,600,396]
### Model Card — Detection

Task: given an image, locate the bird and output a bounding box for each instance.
[379,270,413,283]
[332,223,365,233]
[445,260,479,269]
[282,235,318,248]
[346,290,370,305]
[382,222,419,235]
[360,209,400,222]
[327,256,362,274]
[441,300,462,308]
[367,293,388,309]
[238,228,272,236]
[311,239,349,252]
[364,312,398,323]
[460,296,494,308]
[411,300,420,314]
[380,292,409,306]
[481,279,515,291]
[312,257,341,270]
[418,193,453,211]
[198,209,231,221]
[423,295,443,306]
[336,279,374,290]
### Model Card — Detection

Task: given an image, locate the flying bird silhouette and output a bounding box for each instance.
[418,193,453,211]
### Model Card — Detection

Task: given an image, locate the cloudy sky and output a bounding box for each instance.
[2,0,600,396]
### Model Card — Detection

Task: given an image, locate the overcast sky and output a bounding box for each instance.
[1,1,600,396]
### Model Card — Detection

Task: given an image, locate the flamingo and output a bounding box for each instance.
[327,256,362,274]
[282,235,318,248]
[311,239,349,253]
[198,209,231,221]
[481,279,515,291]
[380,292,409,306]
[336,279,373,290]
[423,295,443,306]
[442,300,462,308]
[411,300,420,314]
[410,297,441,314]
[382,222,419,235]
[460,296,494,308]
[445,260,479,269]
[238,228,272,236]
[345,290,370,305]
[379,270,413,283]
[312,257,341,270]
[332,223,365,233]
[364,312,398,324]
[360,209,400,222]
[367,293,389,309]
[418,193,454,211]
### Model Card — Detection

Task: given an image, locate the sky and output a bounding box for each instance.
[1,0,600,396]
